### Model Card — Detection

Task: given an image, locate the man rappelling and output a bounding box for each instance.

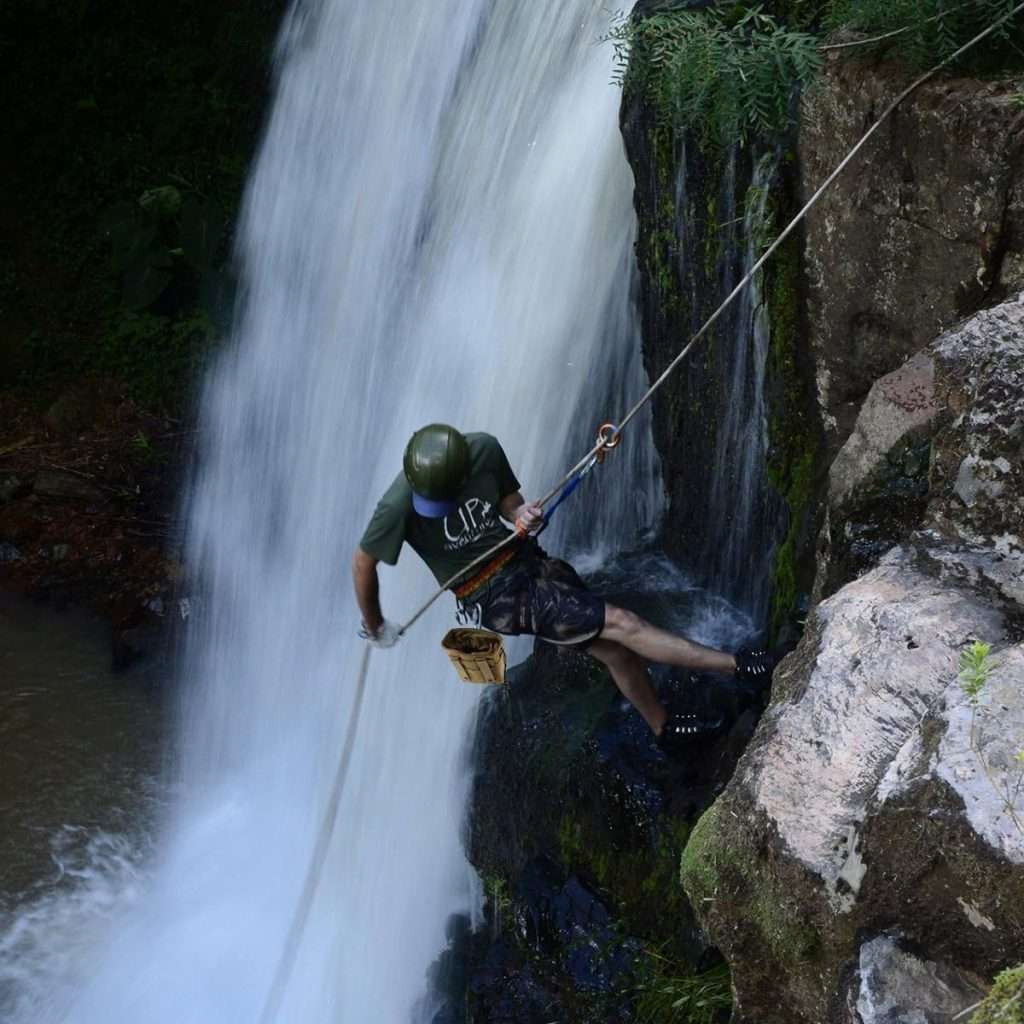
[352,423,775,751]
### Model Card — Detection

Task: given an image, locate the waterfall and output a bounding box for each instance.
[702,151,781,623]
[643,137,783,628]
[0,2,657,1021]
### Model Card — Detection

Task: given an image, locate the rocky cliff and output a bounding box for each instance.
[677,58,1024,1024]
[801,56,1024,459]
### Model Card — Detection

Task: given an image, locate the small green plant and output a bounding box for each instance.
[484,875,511,938]
[605,5,822,144]
[959,640,995,705]
[970,962,1024,1024]
[958,641,1024,836]
[632,950,731,1024]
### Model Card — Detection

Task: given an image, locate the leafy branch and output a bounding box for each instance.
[605,5,822,144]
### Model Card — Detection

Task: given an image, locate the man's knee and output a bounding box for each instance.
[602,603,644,640]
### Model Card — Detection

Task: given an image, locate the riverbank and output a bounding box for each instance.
[0,385,188,668]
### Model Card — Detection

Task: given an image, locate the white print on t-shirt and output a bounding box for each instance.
[443,497,496,550]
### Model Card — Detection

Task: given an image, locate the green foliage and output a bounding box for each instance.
[632,954,732,1024]
[972,963,1024,1024]
[609,0,1023,152]
[558,812,692,943]
[1,0,278,411]
[606,5,822,143]
[482,874,512,937]
[96,309,217,408]
[959,640,995,705]
[100,189,225,309]
[824,0,1024,72]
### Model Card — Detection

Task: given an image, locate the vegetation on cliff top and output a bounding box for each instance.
[1,0,282,412]
[609,0,1024,144]
[607,5,822,143]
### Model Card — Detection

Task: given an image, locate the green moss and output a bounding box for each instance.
[559,811,692,946]
[645,125,683,317]
[765,228,820,638]
[681,802,821,966]
[973,965,1024,1024]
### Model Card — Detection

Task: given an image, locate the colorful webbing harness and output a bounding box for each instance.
[451,439,610,619]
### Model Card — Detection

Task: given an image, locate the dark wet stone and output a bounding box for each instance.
[33,469,105,504]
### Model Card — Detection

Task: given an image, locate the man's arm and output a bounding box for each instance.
[352,546,384,633]
[498,491,544,532]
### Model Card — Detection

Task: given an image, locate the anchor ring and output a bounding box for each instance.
[596,422,621,451]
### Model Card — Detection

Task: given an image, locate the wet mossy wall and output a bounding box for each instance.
[762,178,823,638]
[620,77,822,639]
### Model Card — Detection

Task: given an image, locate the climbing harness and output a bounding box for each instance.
[453,547,519,601]
[257,5,1024,1019]
[450,447,604,678]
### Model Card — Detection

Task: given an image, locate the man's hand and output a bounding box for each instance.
[499,492,544,534]
[513,502,544,535]
[360,619,401,649]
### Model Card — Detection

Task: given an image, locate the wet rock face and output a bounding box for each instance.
[847,934,987,1024]
[800,58,1024,455]
[928,298,1024,551]
[461,632,765,1021]
[819,294,1024,599]
[682,545,1024,1024]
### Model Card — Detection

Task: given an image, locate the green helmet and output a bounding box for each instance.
[403,424,470,502]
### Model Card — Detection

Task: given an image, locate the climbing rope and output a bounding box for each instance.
[257,4,1024,1019]
[257,646,371,1024]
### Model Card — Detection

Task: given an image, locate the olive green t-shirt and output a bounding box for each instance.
[359,432,521,586]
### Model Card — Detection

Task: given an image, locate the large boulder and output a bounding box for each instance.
[927,297,1024,550]
[800,57,1024,456]
[681,544,1024,1023]
[819,294,1024,598]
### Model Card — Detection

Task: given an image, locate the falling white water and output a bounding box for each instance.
[705,151,779,623]
[1,2,657,1022]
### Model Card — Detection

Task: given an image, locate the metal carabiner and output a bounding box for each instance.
[595,421,621,463]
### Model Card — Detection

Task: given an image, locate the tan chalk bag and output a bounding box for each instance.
[441,628,507,684]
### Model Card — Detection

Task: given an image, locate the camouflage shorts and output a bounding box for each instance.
[467,548,605,648]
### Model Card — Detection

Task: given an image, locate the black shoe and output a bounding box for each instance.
[657,711,724,754]
[734,647,776,688]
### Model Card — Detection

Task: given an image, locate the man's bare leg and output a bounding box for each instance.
[599,604,736,674]
[588,639,668,736]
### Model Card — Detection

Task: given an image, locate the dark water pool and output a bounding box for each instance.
[0,593,164,910]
